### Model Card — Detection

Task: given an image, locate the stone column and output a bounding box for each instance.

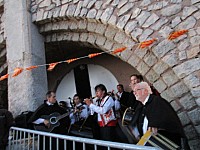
[4,0,47,116]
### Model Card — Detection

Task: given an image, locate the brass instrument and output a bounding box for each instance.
[122,107,135,126]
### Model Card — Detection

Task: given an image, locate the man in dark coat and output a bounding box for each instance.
[0,107,14,150]
[28,91,70,150]
[132,82,189,148]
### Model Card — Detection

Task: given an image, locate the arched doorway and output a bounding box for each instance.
[56,64,118,105]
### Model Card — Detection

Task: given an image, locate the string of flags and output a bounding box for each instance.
[0,29,189,81]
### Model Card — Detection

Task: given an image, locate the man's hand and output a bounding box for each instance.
[84,98,92,106]
[148,127,158,135]
[44,120,50,128]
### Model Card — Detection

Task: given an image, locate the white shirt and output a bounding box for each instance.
[142,95,150,135]
[89,96,115,121]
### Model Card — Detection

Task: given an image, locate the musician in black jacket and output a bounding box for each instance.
[28,91,70,150]
[131,82,190,149]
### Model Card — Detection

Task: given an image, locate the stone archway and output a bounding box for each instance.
[2,0,198,148]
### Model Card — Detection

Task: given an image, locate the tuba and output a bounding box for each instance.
[122,107,135,126]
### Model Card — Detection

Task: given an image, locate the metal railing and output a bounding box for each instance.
[8,127,159,150]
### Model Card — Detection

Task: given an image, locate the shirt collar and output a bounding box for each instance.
[46,101,54,106]
[142,95,150,105]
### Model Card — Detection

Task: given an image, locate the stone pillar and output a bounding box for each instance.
[5,0,47,116]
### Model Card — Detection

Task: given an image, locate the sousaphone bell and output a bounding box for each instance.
[122,107,135,126]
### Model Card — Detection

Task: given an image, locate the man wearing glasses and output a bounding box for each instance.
[132,82,189,149]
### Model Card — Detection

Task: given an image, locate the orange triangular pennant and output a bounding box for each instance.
[47,63,58,71]
[168,30,188,40]
[12,68,23,77]
[112,47,127,54]
[66,58,78,64]
[26,66,38,71]
[0,74,9,81]
[88,53,102,58]
[139,39,157,49]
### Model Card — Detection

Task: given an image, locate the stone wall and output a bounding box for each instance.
[30,0,200,148]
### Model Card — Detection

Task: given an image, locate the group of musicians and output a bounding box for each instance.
[28,74,190,150]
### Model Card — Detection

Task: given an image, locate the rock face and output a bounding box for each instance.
[0,0,200,149]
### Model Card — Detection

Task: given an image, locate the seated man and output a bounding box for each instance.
[132,82,189,148]
[28,91,70,150]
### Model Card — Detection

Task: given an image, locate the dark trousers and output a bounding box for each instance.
[100,126,115,141]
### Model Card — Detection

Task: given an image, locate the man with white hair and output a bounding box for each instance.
[132,82,188,148]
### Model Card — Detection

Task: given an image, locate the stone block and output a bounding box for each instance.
[105,26,118,39]
[162,70,179,86]
[87,22,97,32]
[173,58,200,78]
[136,61,150,75]
[117,0,128,9]
[122,38,136,49]
[148,1,168,11]
[95,1,103,9]
[131,8,142,19]
[79,33,88,42]
[161,4,182,17]
[131,28,143,40]
[188,108,200,125]
[195,97,200,107]
[191,86,200,97]
[71,33,79,41]
[178,111,191,126]
[151,18,168,30]
[184,72,200,88]
[162,52,179,67]
[125,20,138,34]
[96,10,103,21]
[62,32,72,41]
[178,16,197,30]
[145,70,159,83]
[153,39,176,58]
[188,29,197,37]
[127,54,140,68]
[118,3,134,16]
[136,11,150,26]
[74,1,83,16]
[116,14,131,30]
[144,53,157,67]
[179,51,187,61]
[95,24,107,35]
[69,21,78,30]
[182,6,198,20]
[191,0,200,4]
[190,36,200,47]
[95,35,106,46]
[86,9,97,19]
[170,16,181,28]
[138,28,153,42]
[178,39,190,51]
[104,39,114,50]
[100,7,114,24]
[142,13,159,28]
[111,0,119,6]
[87,34,96,44]
[80,8,88,17]
[59,4,68,17]
[170,82,189,98]
[184,125,198,140]
[78,20,87,30]
[170,100,181,111]
[153,79,167,93]
[153,61,169,75]
[134,47,148,59]
[108,15,117,26]
[188,139,200,150]
[179,93,197,110]
[66,4,76,17]
[87,0,96,9]
[195,125,200,134]
[114,31,127,44]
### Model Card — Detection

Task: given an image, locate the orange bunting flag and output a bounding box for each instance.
[66,58,78,64]
[0,74,9,81]
[12,68,23,77]
[47,63,58,71]
[112,47,127,54]
[139,39,157,49]
[26,66,38,71]
[88,53,102,58]
[168,30,188,40]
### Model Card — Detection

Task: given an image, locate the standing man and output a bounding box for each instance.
[84,84,117,142]
[132,82,189,148]
[28,91,70,150]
